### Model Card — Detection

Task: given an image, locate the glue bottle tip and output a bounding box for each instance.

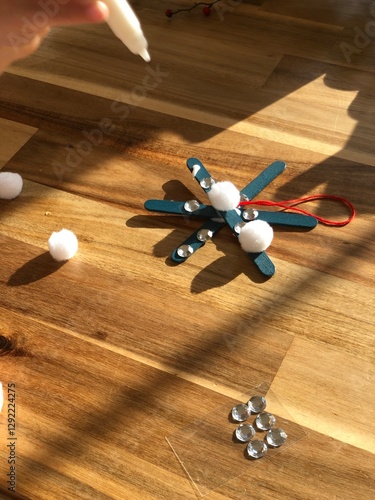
[140,49,151,62]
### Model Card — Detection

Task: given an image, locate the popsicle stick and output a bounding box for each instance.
[257,210,318,228]
[171,219,225,263]
[186,158,276,277]
[186,157,218,193]
[144,199,215,218]
[186,158,286,200]
[145,201,317,228]
[216,209,276,277]
[240,160,286,200]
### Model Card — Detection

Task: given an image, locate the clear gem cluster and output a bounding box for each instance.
[231,396,287,459]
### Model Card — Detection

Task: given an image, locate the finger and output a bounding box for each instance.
[47,0,109,27]
[5,26,49,62]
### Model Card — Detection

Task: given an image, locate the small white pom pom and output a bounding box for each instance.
[238,220,274,253]
[0,172,23,199]
[208,181,241,212]
[48,229,78,261]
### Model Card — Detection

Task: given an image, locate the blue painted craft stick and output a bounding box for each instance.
[171,219,225,263]
[146,201,317,229]
[186,157,218,193]
[255,210,318,228]
[144,199,215,218]
[185,157,275,276]
[186,158,286,200]
[240,160,286,200]
[214,208,275,277]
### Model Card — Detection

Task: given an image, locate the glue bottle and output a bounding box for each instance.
[103,0,150,62]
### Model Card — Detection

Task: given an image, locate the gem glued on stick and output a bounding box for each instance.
[144,158,320,278]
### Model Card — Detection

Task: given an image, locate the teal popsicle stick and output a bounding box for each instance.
[186,158,276,277]
[171,219,225,263]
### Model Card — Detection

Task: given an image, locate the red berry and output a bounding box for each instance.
[202,6,211,16]
[165,9,173,18]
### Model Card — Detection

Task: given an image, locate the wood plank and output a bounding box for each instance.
[327,24,375,73]
[0,118,37,169]
[269,338,375,453]
[261,0,373,27]
[217,431,375,500]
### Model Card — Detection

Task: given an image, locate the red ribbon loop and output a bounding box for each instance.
[239,194,355,227]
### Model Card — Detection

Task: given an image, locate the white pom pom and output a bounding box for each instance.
[208,181,241,212]
[0,172,23,199]
[238,220,273,253]
[48,229,78,261]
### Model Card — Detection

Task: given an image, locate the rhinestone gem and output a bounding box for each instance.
[197,229,213,242]
[235,423,255,442]
[266,428,287,447]
[246,439,268,459]
[200,177,215,189]
[243,208,259,221]
[255,412,276,431]
[247,395,267,414]
[184,199,200,212]
[231,403,251,422]
[234,222,246,234]
[240,193,249,202]
[176,245,193,258]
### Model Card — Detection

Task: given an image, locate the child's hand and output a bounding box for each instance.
[0,0,108,73]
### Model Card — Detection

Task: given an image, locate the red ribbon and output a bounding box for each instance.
[238,194,355,227]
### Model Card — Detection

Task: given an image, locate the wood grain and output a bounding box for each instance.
[0,1,374,498]
[0,119,37,169]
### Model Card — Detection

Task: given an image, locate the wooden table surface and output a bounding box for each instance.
[0,1,374,498]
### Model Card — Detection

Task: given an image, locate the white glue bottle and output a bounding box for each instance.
[103,0,150,62]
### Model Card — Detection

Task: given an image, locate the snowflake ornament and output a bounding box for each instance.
[144,158,318,277]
